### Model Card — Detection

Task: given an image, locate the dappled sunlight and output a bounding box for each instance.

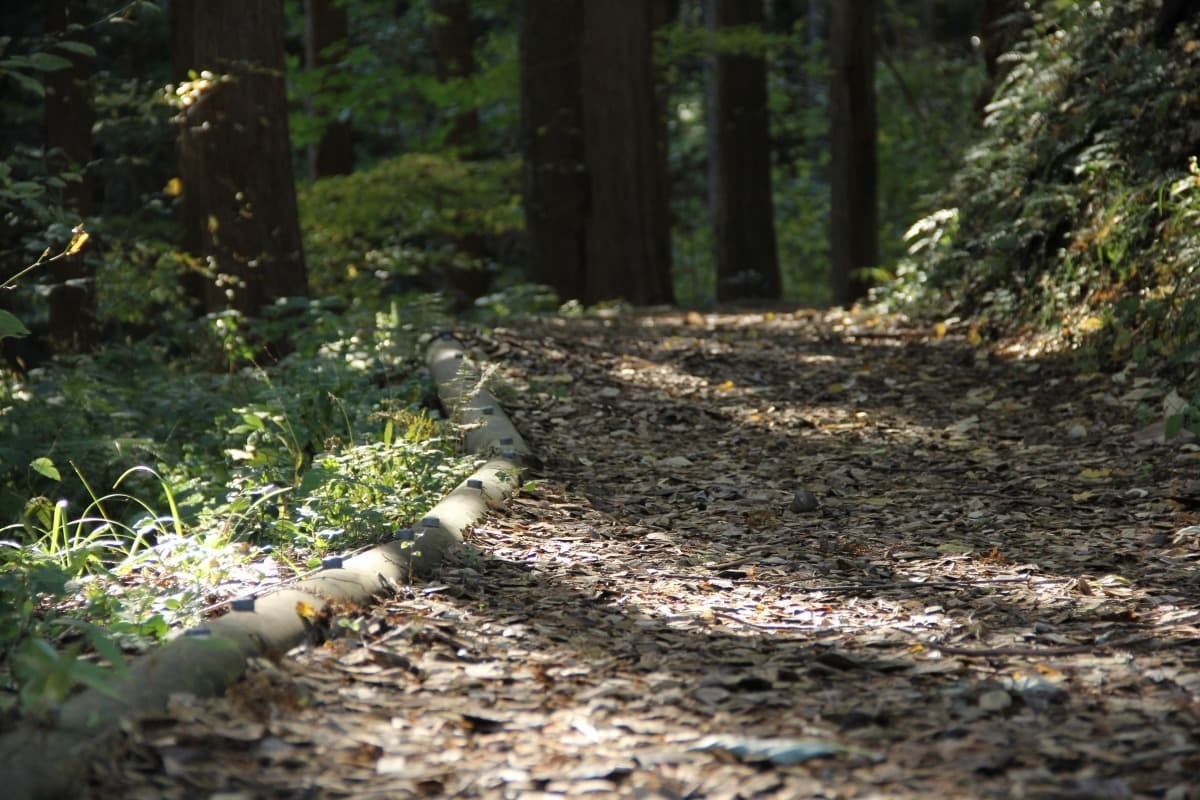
[4,0,1200,794]
[438,310,1200,795]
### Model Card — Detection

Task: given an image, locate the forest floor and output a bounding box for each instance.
[86,310,1200,799]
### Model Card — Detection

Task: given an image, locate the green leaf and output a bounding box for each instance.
[0,310,30,340]
[240,412,267,431]
[65,659,122,699]
[1165,413,1184,439]
[6,70,44,97]
[9,181,45,197]
[28,52,73,72]
[53,41,96,58]
[30,457,62,482]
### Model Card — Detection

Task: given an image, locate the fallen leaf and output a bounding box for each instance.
[688,735,880,766]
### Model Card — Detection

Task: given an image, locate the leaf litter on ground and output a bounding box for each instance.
[87,309,1200,799]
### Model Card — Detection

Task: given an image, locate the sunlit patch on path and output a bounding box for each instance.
[91,310,1200,799]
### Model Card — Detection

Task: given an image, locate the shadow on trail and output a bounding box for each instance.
[383,313,1200,795]
[525,315,1198,590]
[88,313,1198,799]
[414,530,1190,797]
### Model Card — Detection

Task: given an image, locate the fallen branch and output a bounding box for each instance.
[925,634,1200,658]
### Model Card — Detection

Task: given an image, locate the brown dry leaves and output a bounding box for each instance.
[89,310,1200,799]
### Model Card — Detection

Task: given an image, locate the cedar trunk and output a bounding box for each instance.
[829,0,876,306]
[579,0,674,305]
[305,0,354,178]
[174,0,307,315]
[430,0,480,150]
[706,0,782,302]
[518,0,588,302]
[42,0,96,352]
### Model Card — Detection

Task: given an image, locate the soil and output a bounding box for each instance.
[86,310,1200,799]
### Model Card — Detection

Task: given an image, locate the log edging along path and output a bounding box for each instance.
[0,332,530,800]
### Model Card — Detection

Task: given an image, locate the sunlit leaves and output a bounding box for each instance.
[161,70,232,115]
[298,153,521,298]
[28,458,61,482]
[881,0,1200,438]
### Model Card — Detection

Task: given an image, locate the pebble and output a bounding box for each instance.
[790,488,820,512]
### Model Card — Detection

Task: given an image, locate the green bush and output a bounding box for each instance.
[0,297,476,722]
[881,0,1200,433]
[299,153,523,300]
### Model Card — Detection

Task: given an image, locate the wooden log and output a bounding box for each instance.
[0,334,524,799]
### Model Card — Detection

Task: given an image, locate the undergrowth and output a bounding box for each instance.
[882,0,1200,436]
[299,152,524,301]
[0,247,486,726]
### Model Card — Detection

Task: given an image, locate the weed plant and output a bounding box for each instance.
[882,0,1200,435]
[0,294,477,724]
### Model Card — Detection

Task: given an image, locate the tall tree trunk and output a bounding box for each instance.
[579,0,674,305]
[430,0,489,304]
[42,0,96,352]
[430,0,480,151]
[305,0,354,178]
[1156,0,1200,46]
[706,0,782,302]
[173,0,308,316]
[518,0,587,302]
[652,0,676,302]
[829,0,876,306]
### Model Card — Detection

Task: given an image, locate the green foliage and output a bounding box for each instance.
[287,0,518,163]
[0,2,528,720]
[656,18,786,65]
[0,526,137,717]
[664,7,982,306]
[1,2,175,350]
[882,0,1200,432]
[0,296,476,720]
[299,152,522,299]
[875,39,985,268]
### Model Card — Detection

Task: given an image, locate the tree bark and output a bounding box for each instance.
[173,0,308,316]
[430,0,480,151]
[42,0,96,352]
[1156,0,1200,46]
[518,0,588,302]
[829,0,876,306]
[706,0,782,302]
[579,0,674,305]
[305,0,354,177]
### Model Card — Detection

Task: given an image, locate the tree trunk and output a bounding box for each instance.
[579,0,674,305]
[706,0,782,302]
[517,0,588,302]
[829,0,876,306]
[652,0,676,302]
[430,0,480,151]
[173,0,308,316]
[42,0,96,352]
[305,0,354,178]
[1156,0,1200,46]
[430,0,489,304]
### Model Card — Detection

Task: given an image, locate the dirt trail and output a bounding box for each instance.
[89,310,1200,799]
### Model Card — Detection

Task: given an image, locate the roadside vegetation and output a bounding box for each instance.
[883,0,1200,437]
[0,245,479,722]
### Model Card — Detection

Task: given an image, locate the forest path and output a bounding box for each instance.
[91,310,1200,799]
